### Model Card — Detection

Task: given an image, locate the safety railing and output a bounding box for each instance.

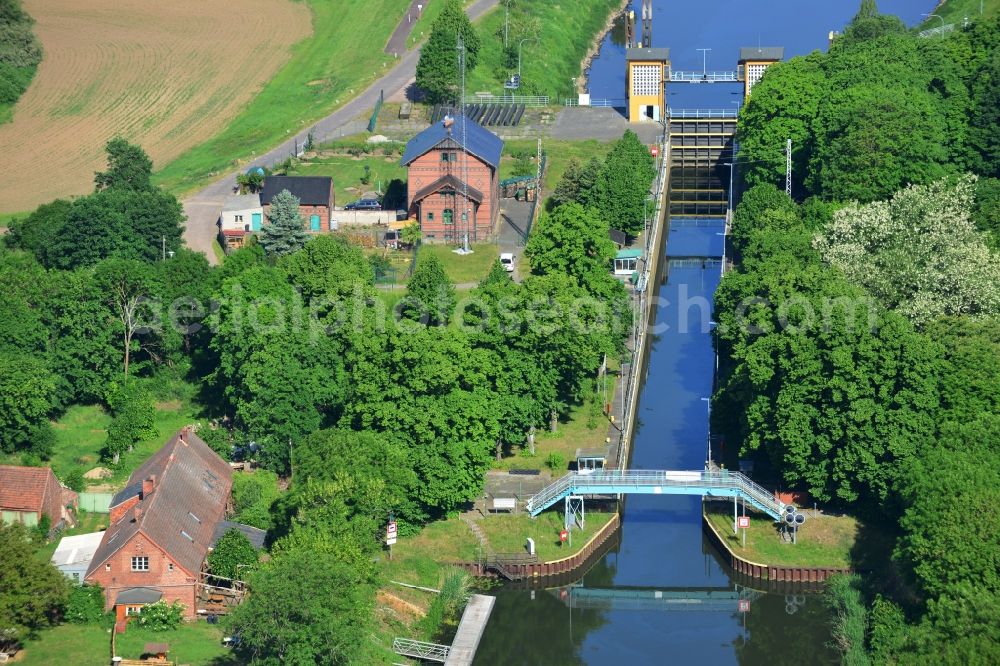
[669,70,740,82]
[917,23,954,38]
[393,638,450,662]
[463,94,549,106]
[563,98,627,107]
[526,470,786,519]
[668,108,738,119]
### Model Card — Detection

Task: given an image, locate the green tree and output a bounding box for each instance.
[548,158,582,210]
[0,352,56,454]
[259,189,308,257]
[208,528,258,581]
[3,199,71,263]
[401,253,456,325]
[231,470,280,530]
[589,130,656,236]
[225,548,374,665]
[434,0,479,68]
[526,202,615,283]
[968,48,1000,176]
[102,379,155,465]
[279,234,373,301]
[236,170,264,194]
[94,258,156,377]
[64,584,108,625]
[94,137,153,191]
[0,523,69,645]
[815,176,1000,325]
[971,177,1000,248]
[415,25,461,104]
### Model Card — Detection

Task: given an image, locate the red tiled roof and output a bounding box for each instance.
[0,465,58,513]
[221,229,247,236]
[86,431,233,578]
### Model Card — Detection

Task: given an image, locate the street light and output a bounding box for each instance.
[697,48,712,77]
[922,13,945,36]
[701,397,712,467]
[518,37,539,78]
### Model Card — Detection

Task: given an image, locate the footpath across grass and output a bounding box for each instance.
[154,0,411,195]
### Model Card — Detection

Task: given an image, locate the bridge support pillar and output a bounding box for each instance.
[565,495,585,534]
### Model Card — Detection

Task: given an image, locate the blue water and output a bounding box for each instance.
[587,0,932,106]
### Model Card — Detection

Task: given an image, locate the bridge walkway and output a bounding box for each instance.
[526,470,786,520]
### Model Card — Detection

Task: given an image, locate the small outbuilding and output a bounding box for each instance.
[575,447,609,473]
[613,249,642,277]
[51,531,105,583]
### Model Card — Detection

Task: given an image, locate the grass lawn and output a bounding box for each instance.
[380,518,481,589]
[418,243,498,285]
[16,623,111,666]
[285,153,407,205]
[153,0,412,195]
[0,209,27,229]
[503,139,613,194]
[924,0,999,25]
[466,0,622,99]
[478,510,616,561]
[705,504,859,569]
[0,379,202,486]
[116,622,235,665]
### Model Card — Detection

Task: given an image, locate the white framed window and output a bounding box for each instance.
[631,64,660,96]
[168,563,174,571]
[72,572,80,581]
[131,556,149,572]
[126,605,142,616]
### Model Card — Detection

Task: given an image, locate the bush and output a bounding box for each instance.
[545,452,565,472]
[65,584,110,625]
[207,528,258,580]
[135,601,183,631]
[231,470,280,531]
[63,468,85,492]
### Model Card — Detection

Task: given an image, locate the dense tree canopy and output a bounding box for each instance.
[0,524,69,646]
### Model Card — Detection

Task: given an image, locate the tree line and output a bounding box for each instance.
[722,3,1000,662]
[0,0,40,112]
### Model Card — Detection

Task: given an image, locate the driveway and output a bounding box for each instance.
[182,0,499,263]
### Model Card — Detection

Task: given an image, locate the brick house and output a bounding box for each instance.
[260,176,335,233]
[0,465,77,530]
[85,429,233,620]
[401,116,503,243]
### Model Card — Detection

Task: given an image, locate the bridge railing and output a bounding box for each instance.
[669,70,740,82]
[526,470,786,519]
[393,638,450,662]
[668,108,738,119]
[463,94,549,106]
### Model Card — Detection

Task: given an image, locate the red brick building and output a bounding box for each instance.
[401,116,503,243]
[85,430,233,620]
[0,465,76,530]
[260,175,335,233]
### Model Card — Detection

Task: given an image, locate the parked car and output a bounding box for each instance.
[500,252,515,272]
[344,198,381,211]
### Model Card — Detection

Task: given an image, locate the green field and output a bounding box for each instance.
[480,510,616,560]
[926,0,1000,25]
[419,243,498,284]
[466,0,621,99]
[153,0,411,195]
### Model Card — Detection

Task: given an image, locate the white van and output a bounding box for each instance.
[499,252,515,272]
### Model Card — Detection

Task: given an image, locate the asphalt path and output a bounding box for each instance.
[182,0,499,263]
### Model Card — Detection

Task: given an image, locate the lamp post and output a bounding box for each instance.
[923,12,945,35]
[697,48,712,77]
[518,37,539,78]
[701,397,712,467]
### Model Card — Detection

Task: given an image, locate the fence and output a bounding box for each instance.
[918,23,955,38]
[367,89,384,132]
[78,492,112,513]
[562,98,627,107]
[518,153,546,245]
[462,93,549,106]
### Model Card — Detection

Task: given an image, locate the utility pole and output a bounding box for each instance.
[785,139,792,197]
[161,235,166,261]
[504,0,510,49]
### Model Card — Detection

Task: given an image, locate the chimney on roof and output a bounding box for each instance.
[133,506,142,521]
[142,475,156,498]
[443,115,454,135]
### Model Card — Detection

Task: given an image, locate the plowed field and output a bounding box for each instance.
[0,0,310,213]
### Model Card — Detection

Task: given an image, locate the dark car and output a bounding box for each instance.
[344,198,381,211]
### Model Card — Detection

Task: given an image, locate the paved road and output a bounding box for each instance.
[385,0,426,55]
[182,0,499,264]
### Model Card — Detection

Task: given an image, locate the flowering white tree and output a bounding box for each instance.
[815,175,1000,325]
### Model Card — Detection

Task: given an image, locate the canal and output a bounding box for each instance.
[474,3,932,665]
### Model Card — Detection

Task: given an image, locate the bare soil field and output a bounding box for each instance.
[0,0,310,213]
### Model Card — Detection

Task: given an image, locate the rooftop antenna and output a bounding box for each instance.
[456,35,472,254]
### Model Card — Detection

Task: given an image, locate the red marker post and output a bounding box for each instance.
[559,529,568,548]
[650,145,659,158]
[738,515,749,548]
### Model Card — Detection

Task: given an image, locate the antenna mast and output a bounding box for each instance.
[785,138,792,197]
[458,35,472,252]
